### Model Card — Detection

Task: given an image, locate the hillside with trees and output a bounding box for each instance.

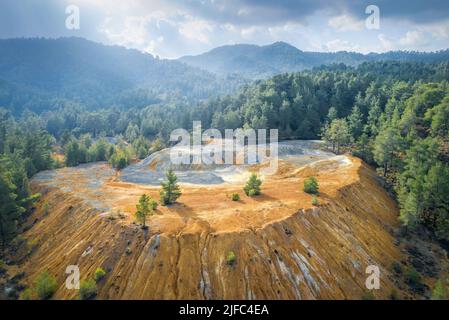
[1,40,449,298]
[179,41,449,78]
[0,37,246,114]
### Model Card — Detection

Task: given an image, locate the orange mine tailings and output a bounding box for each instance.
[23,156,401,299]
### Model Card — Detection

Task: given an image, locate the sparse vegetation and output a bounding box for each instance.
[19,288,33,300]
[109,147,131,170]
[0,259,5,275]
[160,169,181,205]
[231,193,240,201]
[404,267,423,288]
[226,251,237,266]
[94,268,106,282]
[431,279,448,300]
[42,201,50,215]
[304,177,319,194]
[34,270,57,300]
[79,278,98,300]
[392,261,402,274]
[244,173,262,197]
[312,196,319,206]
[361,291,375,300]
[389,289,399,300]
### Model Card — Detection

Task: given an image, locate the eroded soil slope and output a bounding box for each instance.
[12,154,410,300]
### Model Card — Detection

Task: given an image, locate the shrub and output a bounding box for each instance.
[405,267,422,288]
[94,268,106,282]
[431,280,448,300]
[0,259,5,274]
[79,279,97,300]
[34,270,57,300]
[361,291,375,300]
[244,173,262,196]
[226,251,237,266]
[20,288,33,300]
[42,202,50,215]
[389,289,399,300]
[392,261,402,274]
[303,177,319,194]
[312,196,319,206]
[231,193,240,201]
[109,147,130,170]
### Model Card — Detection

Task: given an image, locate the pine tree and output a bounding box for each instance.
[326,107,338,124]
[323,119,351,154]
[65,140,80,167]
[160,169,181,205]
[244,173,262,196]
[348,106,364,139]
[135,194,157,228]
[373,126,401,177]
[0,170,25,249]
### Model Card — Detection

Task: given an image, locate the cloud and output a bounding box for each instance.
[328,14,364,32]
[1,0,448,57]
[417,19,449,39]
[379,30,432,51]
[179,18,214,44]
[324,39,360,52]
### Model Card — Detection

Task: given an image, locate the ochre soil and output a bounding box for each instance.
[19,156,408,299]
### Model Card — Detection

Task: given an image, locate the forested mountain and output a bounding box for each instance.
[0,37,245,114]
[1,38,449,253]
[179,41,449,78]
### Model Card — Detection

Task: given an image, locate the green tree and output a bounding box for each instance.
[347,105,364,139]
[160,169,181,205]
[423,163,449,239]
[34,270,57,300]
[397,138,439,228]
[326,107,338,124]
[373,126,401,177]
[135,194,157,228]
[304,177,319,194]
[109,147,130,170]
[65,140,80,167]
[322,119,351,154]
[0,170,25,249]
[79,278,97,300]
[244,173,262,196]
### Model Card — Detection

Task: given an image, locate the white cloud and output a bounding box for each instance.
[99,16,153,50]
[378,30,431,51]
[324,39,360,52]
[179,18,214,44]
[418,19,449,39]
[328,14,364,32]
[49,0,449,57]
[399,30,430,47]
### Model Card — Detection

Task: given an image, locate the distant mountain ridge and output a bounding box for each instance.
[179,41,449,78]
[0,37,244,113]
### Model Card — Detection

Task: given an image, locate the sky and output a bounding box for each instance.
[1,0,449,58]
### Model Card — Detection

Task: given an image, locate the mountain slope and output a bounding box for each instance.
[0,37,244,112]
[179,41,449,78]
[8,156,410,299]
